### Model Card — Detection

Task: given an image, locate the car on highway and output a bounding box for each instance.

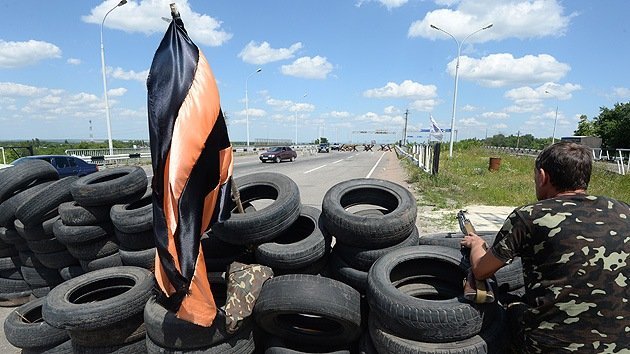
[259,146,297,163]
[317,143,330,153]
[12,155,98,177]
[331,143,341,151]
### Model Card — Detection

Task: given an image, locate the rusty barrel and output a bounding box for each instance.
[488,157,502,171]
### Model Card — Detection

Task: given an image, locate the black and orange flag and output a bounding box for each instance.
[147,7,233,327]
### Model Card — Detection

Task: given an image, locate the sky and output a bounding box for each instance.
[1,0,629,145]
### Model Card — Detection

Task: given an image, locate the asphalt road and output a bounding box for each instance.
[0,149,400,352]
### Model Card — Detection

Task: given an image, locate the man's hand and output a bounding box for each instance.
[460,233,487,250]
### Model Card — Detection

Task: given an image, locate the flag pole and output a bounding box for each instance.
[231,181,245,214]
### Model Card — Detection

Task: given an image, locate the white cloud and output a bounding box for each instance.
[492,123,508,129]
[67,58,82,65]
[461,104,477,112]
[356,0,409,10]
[409,0,573,42]
[290,103,315,113]
[0,82,47,96]
[364,80,437,99]
[266,98,293,110]
[504,82,581,106]
[452,53,570,87]
[236,108,267,117]
[281,56,333,79]
[505,104,543,113]
[82,0,232,47]
[611,87,630,100]
[459,117,484,126]
[108,67,150,83]
[481,112,509,119]
[330,111,351,118]
[108,88,128,97]
[0,40,61,68]
[384,106,400,114]
[238,41,302,65]
[409,99,439,112]
[356,112,405,125]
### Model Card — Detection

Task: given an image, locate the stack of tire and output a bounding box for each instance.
[418,231,525,304]
[0,160,72,303]
[110,186,156,271]
[212,172,330,276]
[53,166,148,274]
[321,178,419,294]
[365,245,508,353]
[144,271,256,353]
[5,265,153,353]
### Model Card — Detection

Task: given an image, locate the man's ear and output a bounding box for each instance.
[538,168,550,187]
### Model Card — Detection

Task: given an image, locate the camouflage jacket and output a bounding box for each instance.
[491,195,629,353]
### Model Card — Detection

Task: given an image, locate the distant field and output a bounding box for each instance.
[403,146,630,209]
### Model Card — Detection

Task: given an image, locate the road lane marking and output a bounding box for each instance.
[366,152,386,178]
[333,159,343,164]
[304,164,327,174]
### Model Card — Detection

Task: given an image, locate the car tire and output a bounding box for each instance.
[110,188,153,234]
[255,206,326,270]
[367,245,497,343]
[321,178,417,248]
[274,156,281,163]
[4,297,69,350]
[70,166,147,207]
[58,201,111,226]
[0,181,53,228]
[212,172,301,246]
[42,266,154,331]
[0,159,58,203]
[254,274,362,347]
[15,177,78,227]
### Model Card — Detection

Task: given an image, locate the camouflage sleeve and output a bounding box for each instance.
[490,208,528,263]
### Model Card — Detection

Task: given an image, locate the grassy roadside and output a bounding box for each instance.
[402,146,630,210]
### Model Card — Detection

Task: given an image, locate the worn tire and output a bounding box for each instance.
[255,206,326,270]
[114,228,155,251]
[53,219,113,246]
[58,201,111,226]
[4,297,70,349]
[328,251,368,293]
[33,249,79,269]
[119,247,155,271]
[70,166,147,207]
[0,181,53,228]
[368,308,508,354]
[367,245,497,342]
[201,232,253,272]
[59,265,86,281]
[16,177,78,227]
[264,336,351,354]
[110,188,152,233]
[42,266,154,330]
[212,172,301,245]
[144,322,255,353]
[334,226,419,271]
[254,274,362,347]
[321,178,417,248]
[14,214,60,241]
[66,236,119,261]
[0,159,58,203]
[144,294,235,350]
[79,252,123,272]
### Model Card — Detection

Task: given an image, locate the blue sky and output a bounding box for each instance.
[1,0,628,144]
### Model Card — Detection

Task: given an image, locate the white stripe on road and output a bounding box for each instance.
[366,152,386,178]
[304,165,327,174]
[333,159,343,164]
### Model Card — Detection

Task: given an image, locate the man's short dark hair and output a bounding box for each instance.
[535,141,592,192]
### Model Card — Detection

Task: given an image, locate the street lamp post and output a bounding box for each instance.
[294,93,307,146]
[245,68,262,147]
[430,23,493,158]
[100,0,127,156]
[545,90,559,144]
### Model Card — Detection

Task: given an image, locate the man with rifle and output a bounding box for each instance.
[460,142,628,353]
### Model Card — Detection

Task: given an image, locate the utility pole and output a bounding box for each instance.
[516,130,521,149]
[403,109,409,145]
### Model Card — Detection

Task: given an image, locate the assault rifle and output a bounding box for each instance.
[458,210,495,304]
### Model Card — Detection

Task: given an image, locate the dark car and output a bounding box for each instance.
[259,146,297,163]
[317,143,330,153]
[12,155,98,177]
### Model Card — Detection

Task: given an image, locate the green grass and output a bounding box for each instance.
[403,146,630,209]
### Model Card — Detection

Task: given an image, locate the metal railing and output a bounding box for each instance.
[396,143,441,175]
